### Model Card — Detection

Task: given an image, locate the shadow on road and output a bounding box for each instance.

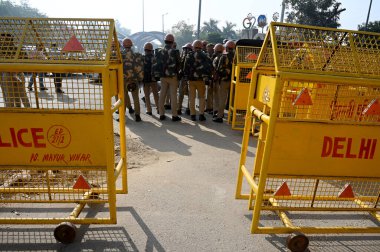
[0,226,137,252]
[0,206,164,252]
[123,112,255,156]
[243,213,380,251]
[266,234,380,252]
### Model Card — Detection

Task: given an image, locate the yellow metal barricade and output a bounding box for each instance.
[235,22,380,252]
[0,17,127,243]
[228,40,263,130]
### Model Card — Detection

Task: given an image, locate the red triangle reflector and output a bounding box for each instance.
[246,53,258,60]
[362,98,380,115]
[62,35,84,52]
[245,71,252,79]
[338,183,355,198]
[293,88,313,106]
[274,182,291,196]
[73,175,91,190]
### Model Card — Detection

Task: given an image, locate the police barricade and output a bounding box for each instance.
[0,17,127,243]
[235,22,380,252]
[228,39,263,130]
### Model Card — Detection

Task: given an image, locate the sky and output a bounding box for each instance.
[14,0,380,34]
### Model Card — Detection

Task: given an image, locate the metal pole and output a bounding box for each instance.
[142,0,145,32]
[280,0,286,23]
[197,0,202,39]
[365,0,373,30]
[162,14,164,33]
[162,13,168,33]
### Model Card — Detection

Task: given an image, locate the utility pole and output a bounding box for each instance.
[162,13,168,33]
[280,0,286,23]
[197,0,202,39]
[365,0,373,30]
[142,0,145,32]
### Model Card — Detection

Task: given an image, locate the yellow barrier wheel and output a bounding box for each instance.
[286,232,309,252]
[54,222,77,244]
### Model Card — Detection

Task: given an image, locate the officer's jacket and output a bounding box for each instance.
[212,52,223,81]
[143,53,155,83]
[216,51,234,81]
[122,47,143,84]
[178,49,192,79]
[183,50,212,81]
[153,44,180,78]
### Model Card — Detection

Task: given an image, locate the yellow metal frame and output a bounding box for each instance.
[228,45,262,130]
[0,18,127,226]
[236,22,380,235]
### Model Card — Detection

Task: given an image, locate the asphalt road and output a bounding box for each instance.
[2,95,380,251]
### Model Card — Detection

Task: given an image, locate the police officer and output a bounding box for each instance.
[50,42,64,93]
[142,42,159,116]
[153,33,181,121]
[213,40,235,123]
[120,38,143,122]
[201,40,208,53]
[183,40,212,121]
[205,43,215,114]
[177,42,192,115]
[0,33,30,108]
[211,43,225,117]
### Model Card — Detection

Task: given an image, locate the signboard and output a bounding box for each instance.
[257,15,267,28]
[256,121,380,177]
[0,113,108,167]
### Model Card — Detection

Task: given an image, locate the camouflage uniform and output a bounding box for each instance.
[177,46,192,114]
[1,72,30,108]
[205,44,214,113]
[153,44,181,119]
[121,47,143,117]
[142,51,159,114]
[183,48,212,120]
[214,49,234,120]
[0,33,30,108]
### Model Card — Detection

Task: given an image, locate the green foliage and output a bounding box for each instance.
[284,0,346,28]
[201,18,222,34]
[171,20,195,48]
[222,21,237,40]
[358,21,380,33]
[206,33,223,44]
[0,0,47,18]
[171,19,240,47]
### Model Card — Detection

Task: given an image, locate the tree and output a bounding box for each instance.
[358,21,380,33]
[171,20,195,48]
[284,0,346,28]
[201,18,221,34]
[206,33,223,44]
[0,0,46,17]
[222,21,237,40]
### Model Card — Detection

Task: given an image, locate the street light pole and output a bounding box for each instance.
[197,0,202,39]
[142,0,145,32]
[162,13,168,34]
[365,0,373,30]
[280,0,285,23]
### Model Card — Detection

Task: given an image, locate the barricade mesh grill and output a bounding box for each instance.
[0,71,106,110]
[0,18,121,64]
[258,23,380,78]
[228,109,246,129]
[256,177,380,210]
[238,67,252,83]
[0,168,108,203]
[278,80,380,123]
[236,46,261,64]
